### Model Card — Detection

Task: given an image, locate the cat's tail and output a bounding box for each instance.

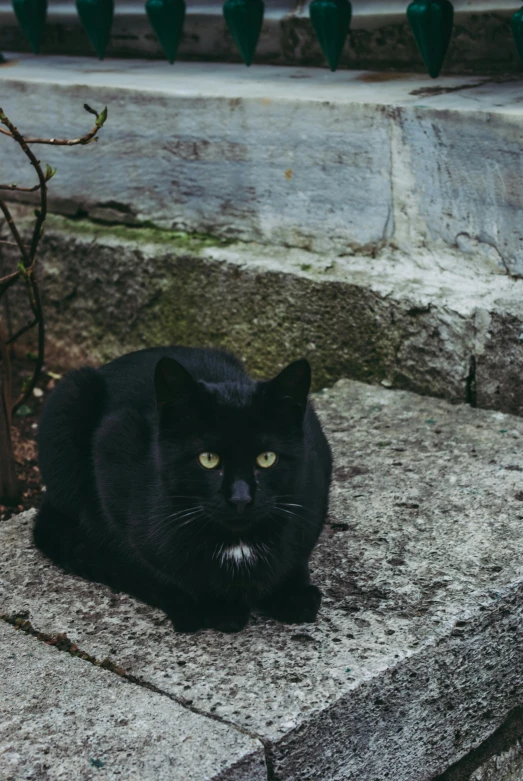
[36,367,107,519]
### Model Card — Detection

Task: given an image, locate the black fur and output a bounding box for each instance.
[34,347,332,633]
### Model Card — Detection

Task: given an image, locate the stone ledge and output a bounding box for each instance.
[2,380,523,779]
[0,621,266,781]
[1,55,523,273]
[3,214,523,415]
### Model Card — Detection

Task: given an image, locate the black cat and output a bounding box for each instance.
[34,347,332,633]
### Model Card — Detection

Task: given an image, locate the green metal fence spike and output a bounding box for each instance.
[145,0,186,64]
[76,0,114,59]
[511,5,523,65]
[407,0,454,79]
[223,0,264,67]
[309,0,351,72]
[12,0,47,54]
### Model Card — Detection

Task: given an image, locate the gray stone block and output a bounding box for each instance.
[1,56,523,269]
[0,622,266,781]
[2,380,523,779]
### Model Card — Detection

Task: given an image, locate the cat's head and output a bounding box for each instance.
[154,356,311,534]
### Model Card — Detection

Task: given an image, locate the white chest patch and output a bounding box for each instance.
[218,542,256,566]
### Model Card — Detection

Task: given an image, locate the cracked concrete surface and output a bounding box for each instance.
[2,380,523,779]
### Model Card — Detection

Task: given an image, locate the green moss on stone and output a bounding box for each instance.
[45,214,233,254]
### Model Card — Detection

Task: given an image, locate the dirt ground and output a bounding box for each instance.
[0,356,58,521]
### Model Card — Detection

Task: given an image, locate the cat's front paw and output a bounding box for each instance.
[205,602,250,633]
[263,585,322,624]
[169,608,206,633]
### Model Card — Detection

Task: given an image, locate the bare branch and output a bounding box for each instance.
[0,182,42,193]
[12,280,44,414]
[0,269,21,296]
[6,317,37,345]
[83,103,99,117]
[0,104,108,147]
[0,112,48,263]
[0,200,30,265]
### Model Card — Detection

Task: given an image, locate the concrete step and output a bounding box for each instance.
[1,56,522,270]
[3,211,523,416]
[0,622,265,780]
[1,56,523,416]
[2,380,523,779]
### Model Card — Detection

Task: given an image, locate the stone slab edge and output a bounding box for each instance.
[434,707,523,781]
[267,577,523,780]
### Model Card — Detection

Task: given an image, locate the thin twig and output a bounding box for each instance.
[0,270,21,296]
[12,280,44,413]
[0,104,108,147]
[6,317,37,345]
[0,112,48,263]
[0,182,42,193]
[0,200,30,265]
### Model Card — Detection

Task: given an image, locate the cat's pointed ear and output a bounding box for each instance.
[155,357,197,407]
[267,359,311,412]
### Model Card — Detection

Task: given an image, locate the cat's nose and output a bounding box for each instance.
[228,479,253,514]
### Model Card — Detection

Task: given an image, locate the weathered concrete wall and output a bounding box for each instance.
[4,212,523,415]
[2,58,523,417]
[3,211,523,415]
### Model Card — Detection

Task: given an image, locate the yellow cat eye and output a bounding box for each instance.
[256,451,277,469]
[198,452,220,469]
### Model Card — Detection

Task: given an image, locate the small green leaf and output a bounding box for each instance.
[44,163,57,180]
[96,106,108,128]
[15,403,34,417]
[26,351,38,361]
